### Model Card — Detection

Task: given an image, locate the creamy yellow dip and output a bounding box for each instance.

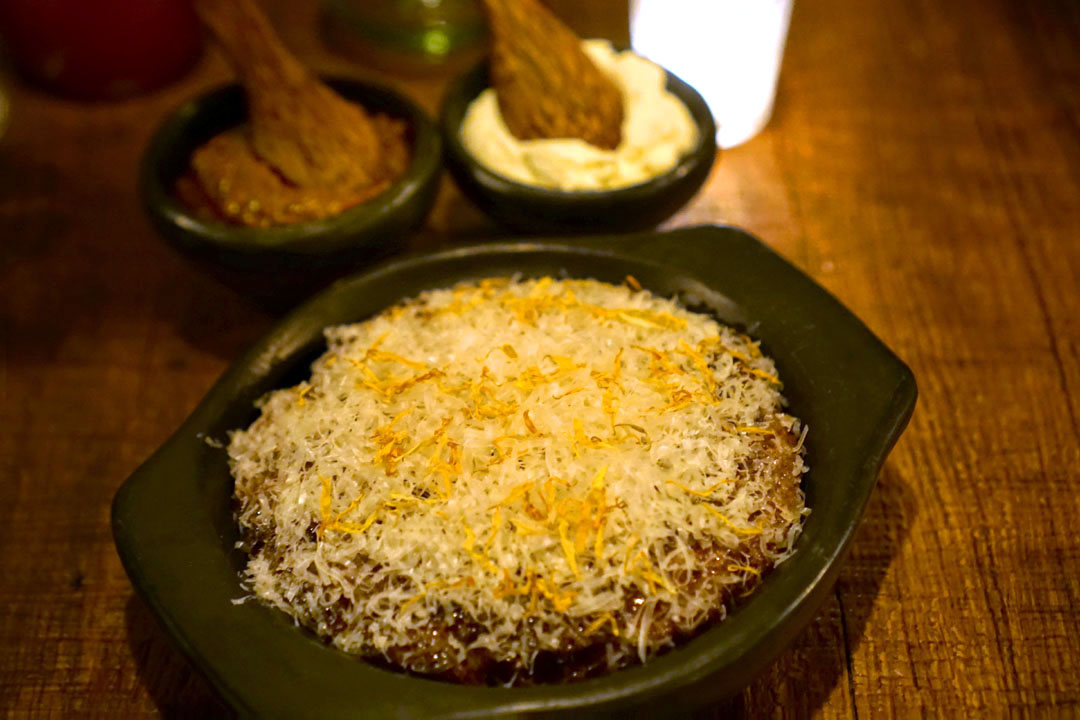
[461,41,699,191]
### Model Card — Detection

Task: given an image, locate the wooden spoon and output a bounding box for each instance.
[480,0,624,150]
[193,0,384,190]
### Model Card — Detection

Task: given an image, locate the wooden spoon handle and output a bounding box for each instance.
[193,0,382,190]
[480,0,623,150]
[193,0,306,86]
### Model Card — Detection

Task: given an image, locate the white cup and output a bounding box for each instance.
[630,0,794,149]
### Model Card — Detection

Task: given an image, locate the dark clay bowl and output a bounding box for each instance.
[113,225,916,718]
[440,60,717,235]
[139,77,441,276]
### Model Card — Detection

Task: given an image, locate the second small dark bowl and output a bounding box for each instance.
[140,78,442,276]
[440,60,717,235]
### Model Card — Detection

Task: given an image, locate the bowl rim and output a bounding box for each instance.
[138,76,442,255]
[113,225,916,718]
[439,56,718,205]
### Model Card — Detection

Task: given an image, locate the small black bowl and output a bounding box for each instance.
[140,78,442,277]
[440,60,717,235]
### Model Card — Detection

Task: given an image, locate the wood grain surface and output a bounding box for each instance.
[2,0,1078,717]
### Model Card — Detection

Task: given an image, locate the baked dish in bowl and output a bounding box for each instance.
[113,225,915,717]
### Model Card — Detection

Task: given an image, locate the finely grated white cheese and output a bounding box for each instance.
[228,277,808,684]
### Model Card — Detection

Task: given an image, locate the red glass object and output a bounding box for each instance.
[0,0,202,100]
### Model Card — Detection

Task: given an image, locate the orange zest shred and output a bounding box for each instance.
[533,575,577,612]
[423,434,462,501]
[492,569,517,600]
[591,348,624,391]
[745,367,782,386]
[485,508,501,552]
[551,589,576,613]
[398,589,428,615]
[545,354,580,373]
[458,516,501,578]
[398,576,477,616]
[573,419,613,451]
[602,388,618,429]
[369,331,390,352]
[728,563,761,576]
[558,520,580,578]
[632,344,663,361]
[385,368,445,398]
[332,493,365,525]
[370,408,412,476]
[736,332,764,358]
[523,495,546,522]
[317,475,333,539]
[462,519,476,554]
[512,518,545,536]
[591,465,608,493]
[594,515,606,560]
[676,340,716,394]
[523,409,543,436]
[583,613,618,636]
[666,479,729,497]
[641,570,674,594]
[698,336,752,364]
[349,360,383,394]
[660,388,694,413]
[702,504,765,535]
[295,382,312,407]
[366,349,426,369]
[736,425,774,435]
[402,416,453,458]
[614,423,650,445]
[491,481,533,510]
[329,506,381,535]
[574,515,591,554]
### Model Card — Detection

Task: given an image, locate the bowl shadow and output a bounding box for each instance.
[125,594,235,720]
[700,462,916,718]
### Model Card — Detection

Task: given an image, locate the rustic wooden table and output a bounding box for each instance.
[2,0,1078,716]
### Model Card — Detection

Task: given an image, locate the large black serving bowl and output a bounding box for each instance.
[139,77,442,278]
[113,225,916,718]
[440,61,717,235]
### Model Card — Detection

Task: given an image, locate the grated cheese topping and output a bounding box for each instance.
[229,277,808,683]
